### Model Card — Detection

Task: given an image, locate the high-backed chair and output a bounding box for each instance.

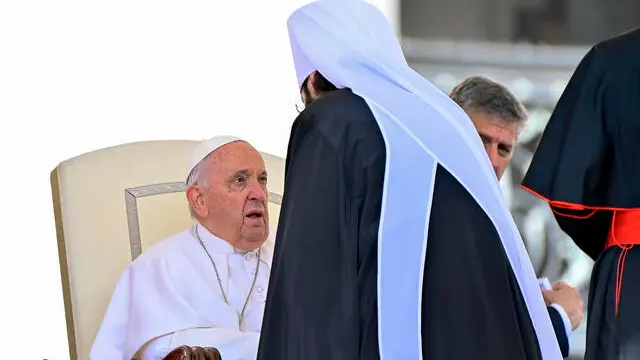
[50,139,285,360]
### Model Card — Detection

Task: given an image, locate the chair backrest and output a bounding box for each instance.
[50,140,285,360]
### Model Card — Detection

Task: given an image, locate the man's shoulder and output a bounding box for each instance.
[309,89,376,126]
[319,88,367,106]
[302,89,383,149]
[130,227,195,267]
[593,27,640,59]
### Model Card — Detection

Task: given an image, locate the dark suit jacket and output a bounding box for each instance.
[548,306,569,358]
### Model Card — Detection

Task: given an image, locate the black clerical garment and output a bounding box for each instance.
[548,306,570,358]
[257,89,542,360]
[522,28,640,360]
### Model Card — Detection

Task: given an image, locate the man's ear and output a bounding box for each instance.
[307,70,319,95]
[186,186,208,218]
[301,71,317,106]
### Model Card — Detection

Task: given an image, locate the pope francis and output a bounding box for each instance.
[90,135,273,360]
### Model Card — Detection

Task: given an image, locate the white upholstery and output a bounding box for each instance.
[50,140,285,360]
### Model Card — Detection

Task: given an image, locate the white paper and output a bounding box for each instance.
[538,277,552,290]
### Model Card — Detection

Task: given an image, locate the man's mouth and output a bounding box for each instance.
[246,210,264,219]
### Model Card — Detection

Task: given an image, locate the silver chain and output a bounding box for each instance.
[193,225,261,327]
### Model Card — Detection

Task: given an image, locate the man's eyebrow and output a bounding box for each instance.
[232,169,251,177]
[478,132,493,142]
[231,169,268,177]
[478,132,513,150]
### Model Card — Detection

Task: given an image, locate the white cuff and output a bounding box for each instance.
[550,303,573,343]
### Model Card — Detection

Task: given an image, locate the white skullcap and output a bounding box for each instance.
[186,135,245,181]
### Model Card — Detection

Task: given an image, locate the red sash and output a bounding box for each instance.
[605,209,640,315]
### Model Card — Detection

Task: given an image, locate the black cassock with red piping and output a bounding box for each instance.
[521,27,640,360]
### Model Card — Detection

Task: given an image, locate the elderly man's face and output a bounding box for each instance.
[467,110,519,180]
[199,141,269,251]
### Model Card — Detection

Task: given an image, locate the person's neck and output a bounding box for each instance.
[233,240,264,253]
[196,222,263,253]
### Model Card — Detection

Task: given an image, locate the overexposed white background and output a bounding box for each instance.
[0,1,398,358]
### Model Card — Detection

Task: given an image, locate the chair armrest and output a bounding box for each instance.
[162,345,222,360]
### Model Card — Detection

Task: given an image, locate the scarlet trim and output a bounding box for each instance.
[520,184,640,318]
[520,185,636,212]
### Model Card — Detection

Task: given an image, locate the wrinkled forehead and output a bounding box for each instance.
[470,112,519,145]
[208,142,266,175]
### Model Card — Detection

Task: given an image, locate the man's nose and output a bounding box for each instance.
[486,147,500,178]
[247,181,267,201]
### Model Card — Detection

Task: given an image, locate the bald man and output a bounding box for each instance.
[90,136,273,360]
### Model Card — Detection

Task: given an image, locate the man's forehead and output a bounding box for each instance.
[470,112,518,137]
[208,142,266,172]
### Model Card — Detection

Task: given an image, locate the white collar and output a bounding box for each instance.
[193,223,262,257]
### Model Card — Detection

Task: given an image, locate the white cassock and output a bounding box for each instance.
[90,223,272,360]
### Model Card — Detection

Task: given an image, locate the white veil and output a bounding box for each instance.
[287,0,561,359]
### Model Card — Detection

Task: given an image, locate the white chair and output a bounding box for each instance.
[50,139,285,360]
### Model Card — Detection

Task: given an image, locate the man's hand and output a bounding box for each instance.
[542,282,584,330]
[163,346,222,360]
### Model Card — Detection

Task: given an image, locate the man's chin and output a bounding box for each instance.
[241,229,268,247]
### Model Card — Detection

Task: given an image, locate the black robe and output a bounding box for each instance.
[521,28,640,360]
[257,89,542,359]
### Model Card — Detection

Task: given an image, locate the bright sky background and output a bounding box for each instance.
[0,1,398,359]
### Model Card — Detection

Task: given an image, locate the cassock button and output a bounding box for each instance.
[250,268,256,275]
[256,285,265,294]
